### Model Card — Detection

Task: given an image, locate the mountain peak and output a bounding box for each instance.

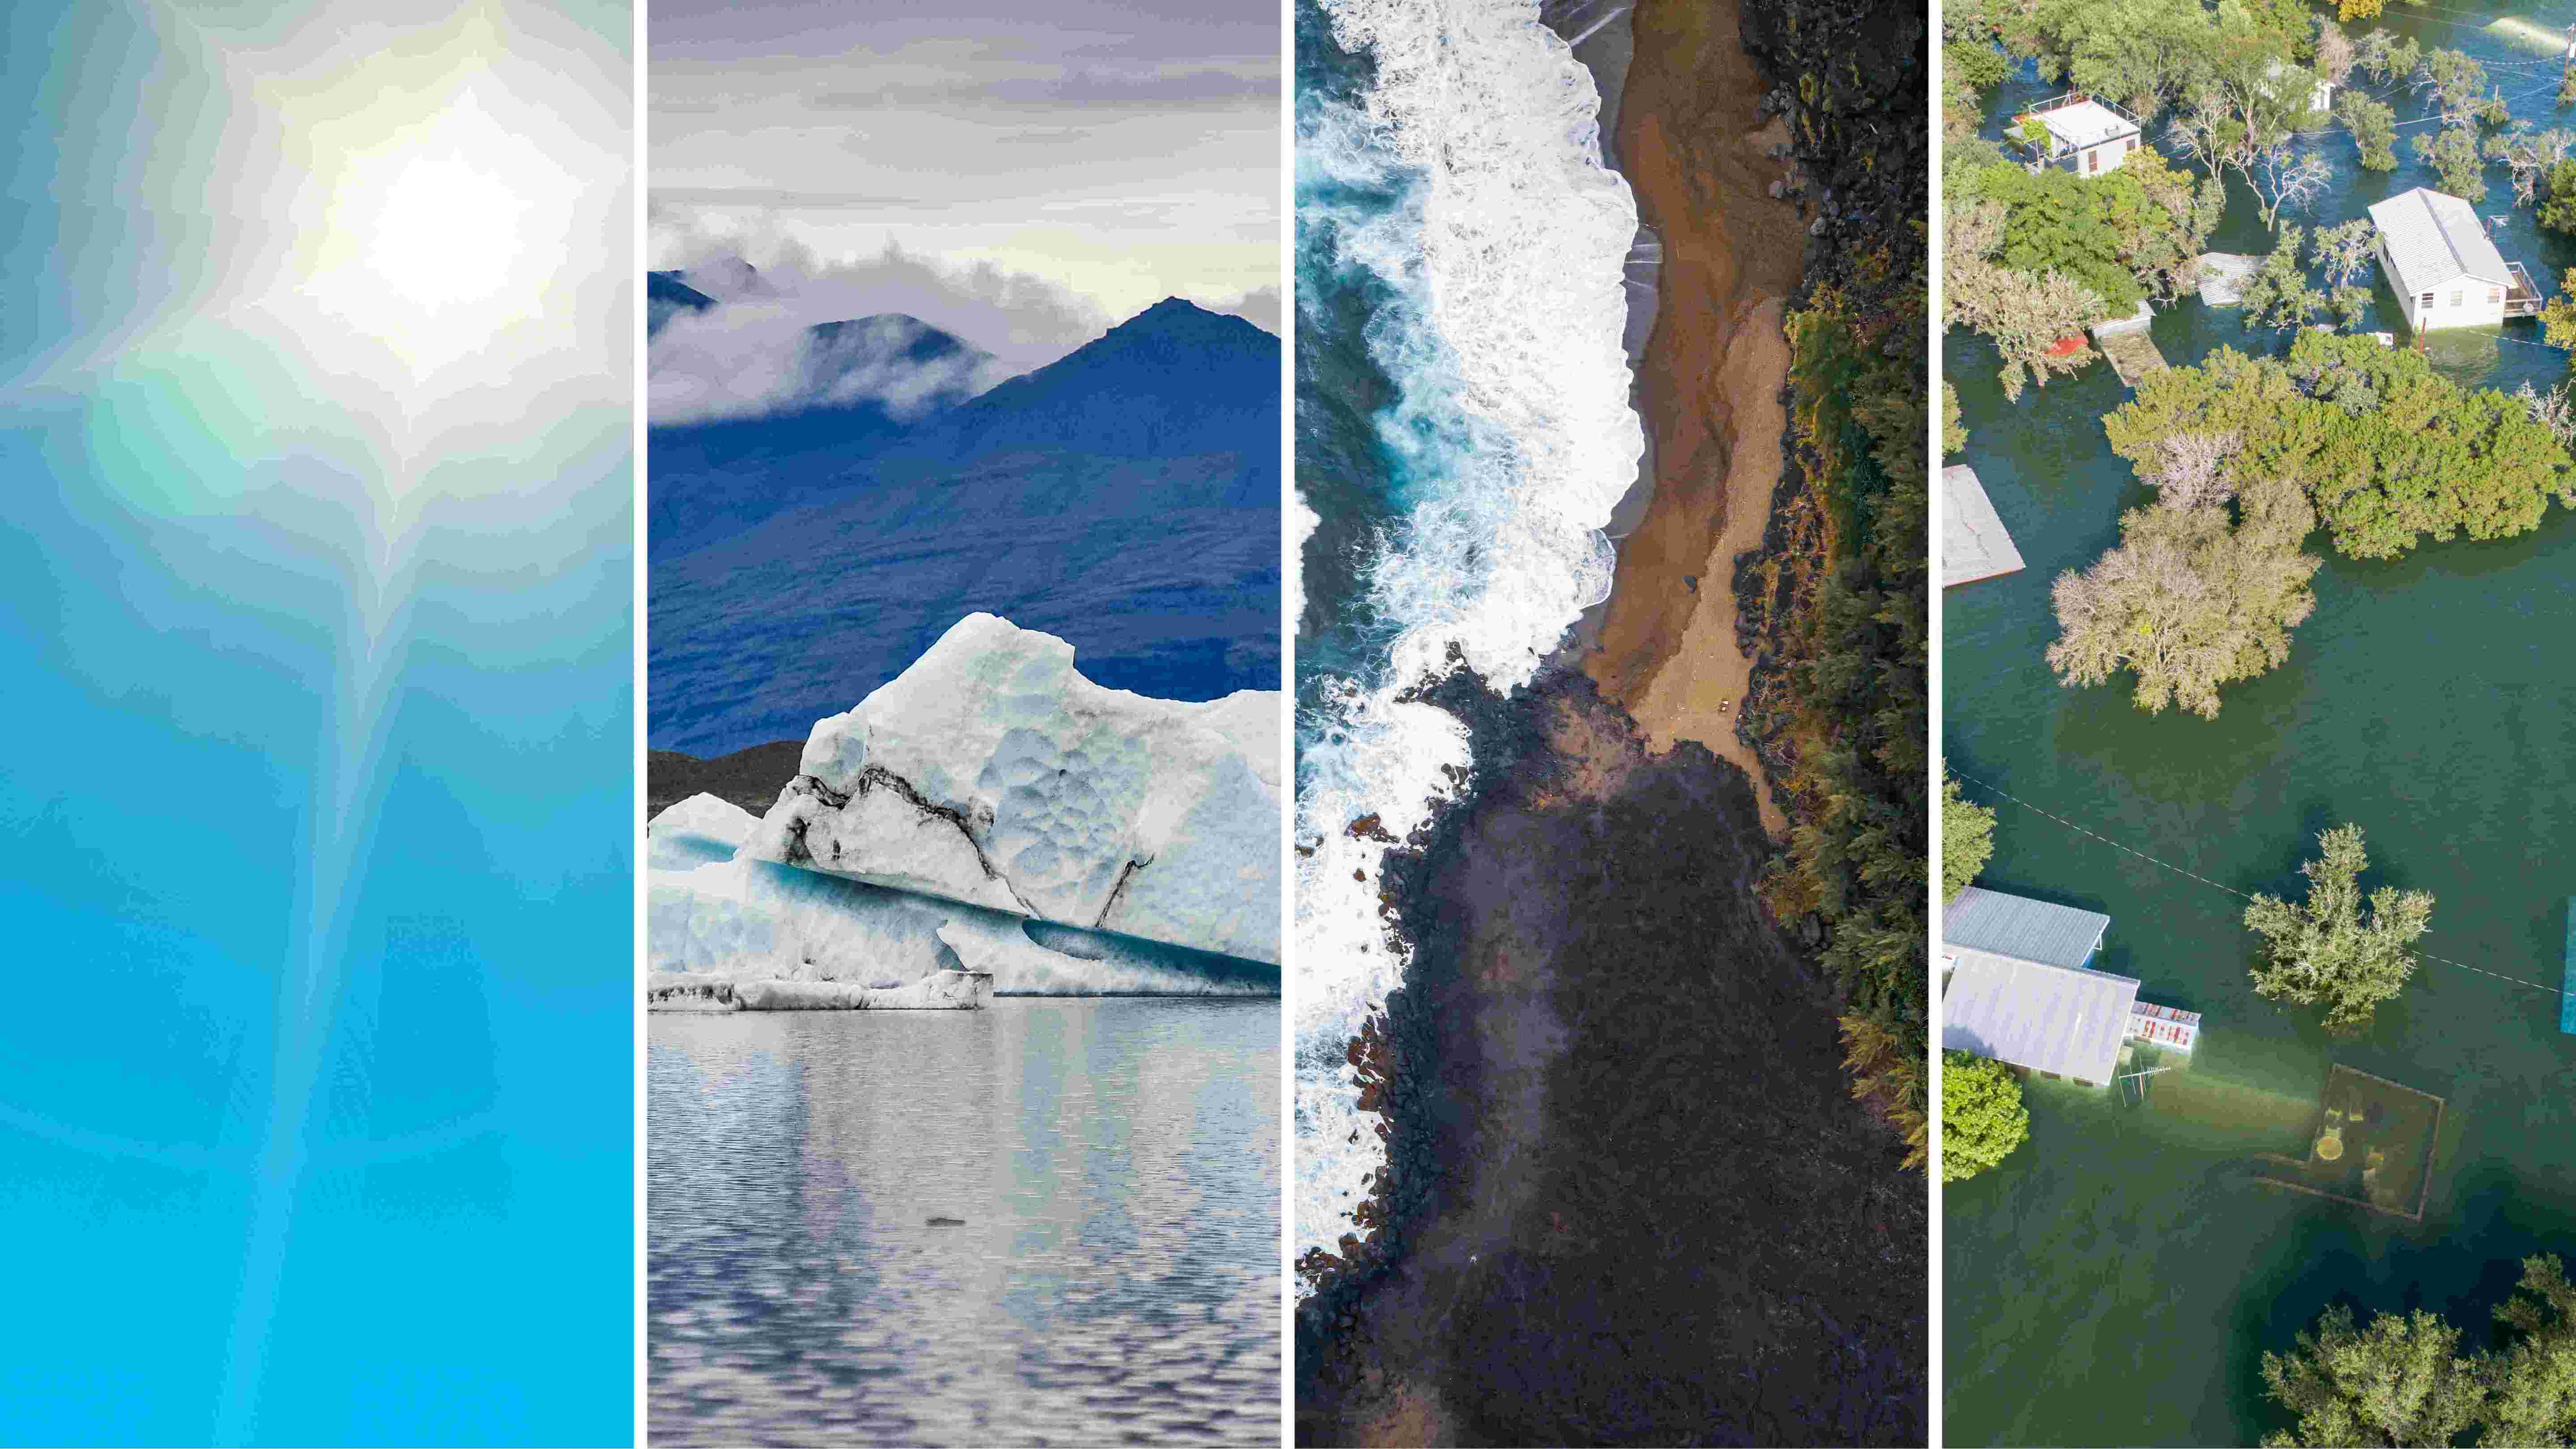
[1107,296,1268,344]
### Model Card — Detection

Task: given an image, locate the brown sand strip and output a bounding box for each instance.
[1579,0,1805,839]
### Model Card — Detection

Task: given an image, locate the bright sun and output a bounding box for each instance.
[297,87,562,381]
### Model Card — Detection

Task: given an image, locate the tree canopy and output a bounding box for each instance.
[2243,823,2433,1034]
[1940,1051,2029,1184]
[2262,1257,2576,1447]
[1941,770,1996,904]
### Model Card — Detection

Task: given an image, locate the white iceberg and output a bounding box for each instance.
[742,613,1282,964]
[645,792,759,871]
[645,969,993,1012]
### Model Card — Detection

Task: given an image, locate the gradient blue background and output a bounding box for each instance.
[0,1,635,1443]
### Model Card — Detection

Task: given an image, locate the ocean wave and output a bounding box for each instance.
[1293,0,1640,1287]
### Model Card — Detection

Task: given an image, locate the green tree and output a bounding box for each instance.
[1940,1051,2028,1183]
[1942,381,1966,455]
[2413,126,2488,203]
[2240,225,2325,332]
[2542,273,2576,350]
[2337,0,2383,19]
[2541,160,2576,235]
[1949,254,2106,402]
[2260,1305,2487,1448]
[2244,824,2433,1033]
[1941,769,1995,903]
[2485,1256,2576,1449]
[2337,91,2399,171]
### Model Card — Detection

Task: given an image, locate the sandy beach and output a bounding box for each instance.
[1578,0,1807,838]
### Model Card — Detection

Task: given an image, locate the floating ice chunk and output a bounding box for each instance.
[645,792,761,871]
[648,855,1274,996]
[744,613,1282,963]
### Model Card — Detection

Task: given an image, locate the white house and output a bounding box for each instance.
[2015,92,2143,176]
[2262,60,2333,120]
[2366,187,2538,330]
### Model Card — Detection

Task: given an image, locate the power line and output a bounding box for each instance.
[1951,771,2568,998]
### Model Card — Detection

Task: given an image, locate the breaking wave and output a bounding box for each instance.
[1292,0,1640,1288]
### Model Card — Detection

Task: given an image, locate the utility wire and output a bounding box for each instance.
[1951,771,2568,998]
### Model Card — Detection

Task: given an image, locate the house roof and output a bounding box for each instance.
[2368,187,2513,292]
[2034,99,2138,149]
[1944,886,2110,970]
[1942,465,2026,587]
[1944,949,2141,1085]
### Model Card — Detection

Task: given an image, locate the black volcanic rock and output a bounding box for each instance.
[1296,669,1928,1447]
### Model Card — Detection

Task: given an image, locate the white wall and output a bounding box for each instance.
[2376,238,2509,331]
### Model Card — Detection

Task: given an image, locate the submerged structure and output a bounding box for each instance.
[1942,464,2026,588]
[1941,887,2133,1087]
[2254,1065,2447,1222]
[2012,92,2142,175]
[2367,187,2543,331]
[2563,895,2575,1034]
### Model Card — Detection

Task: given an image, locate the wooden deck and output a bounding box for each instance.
[2507,260,2544,319]
[2094,328,2167,386]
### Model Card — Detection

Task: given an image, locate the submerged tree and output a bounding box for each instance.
[2413,126,2489,204]
[1949,255,2106,402]
[2260,1305,2487,1448]
[2046,472,2320,719]
[2244,824,2433,1033]
[2240,225,2326,331]
[1940,1051,2028,1184]
[2543,160,2576,235]
[1941,770,1996,904]
[2484,1255,2576,1449]
[2337,91,2399,171]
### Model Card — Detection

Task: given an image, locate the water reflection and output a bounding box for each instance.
[649,1000,1280,1445]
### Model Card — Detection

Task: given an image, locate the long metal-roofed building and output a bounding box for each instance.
[1942,886,2136,1088]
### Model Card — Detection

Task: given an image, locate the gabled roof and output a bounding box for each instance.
[1944,950,2141,1085]
[2367,187,2513,292]
[1944,886,2110,970]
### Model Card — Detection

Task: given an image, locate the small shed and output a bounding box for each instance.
[2367,188,2540,330]
[2014,92,2143,176]
[1942,887,2135,1087]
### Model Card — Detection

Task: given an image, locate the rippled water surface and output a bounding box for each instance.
[648,1000,1280,1445]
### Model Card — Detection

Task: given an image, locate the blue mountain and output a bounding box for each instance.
[649,297,1281,757]
[645,270,716,337]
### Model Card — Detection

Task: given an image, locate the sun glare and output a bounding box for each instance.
[293,83,578,386]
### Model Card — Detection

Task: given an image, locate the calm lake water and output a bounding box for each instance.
[1949,22,2576,1445]
[648,1000,1280,1446]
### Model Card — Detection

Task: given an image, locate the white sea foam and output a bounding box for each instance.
[1293,0,1641,1289]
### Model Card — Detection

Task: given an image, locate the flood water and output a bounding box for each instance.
[1948,17,2576,1445]
[647,1000,1280,1446]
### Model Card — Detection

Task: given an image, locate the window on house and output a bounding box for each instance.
[2491,288,2504,304]
[2451,290,2463,307]
[2087,147,2099,173]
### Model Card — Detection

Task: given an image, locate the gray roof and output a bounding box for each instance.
[1943,949,2141,1085]
[1943,465,2026,588]
[1945,886,2110,970]
[2367,188,2512,292]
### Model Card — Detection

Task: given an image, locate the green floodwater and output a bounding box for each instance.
[1947,14,2576,1445]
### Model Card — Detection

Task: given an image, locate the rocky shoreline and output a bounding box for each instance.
[1296,665,1925,1445]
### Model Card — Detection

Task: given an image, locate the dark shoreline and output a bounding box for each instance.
[1295,665,1926,1445]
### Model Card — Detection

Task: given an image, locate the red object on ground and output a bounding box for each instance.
[2046,334,2086,356]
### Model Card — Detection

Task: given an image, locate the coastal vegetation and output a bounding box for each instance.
[1942,769,1996,904]
[1940,1051,2029,1183]
[1739,0,1931,1165]
[2243,823,2432,1034]
[2051,335,2576,714]
[2261,1255,2576,1446]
